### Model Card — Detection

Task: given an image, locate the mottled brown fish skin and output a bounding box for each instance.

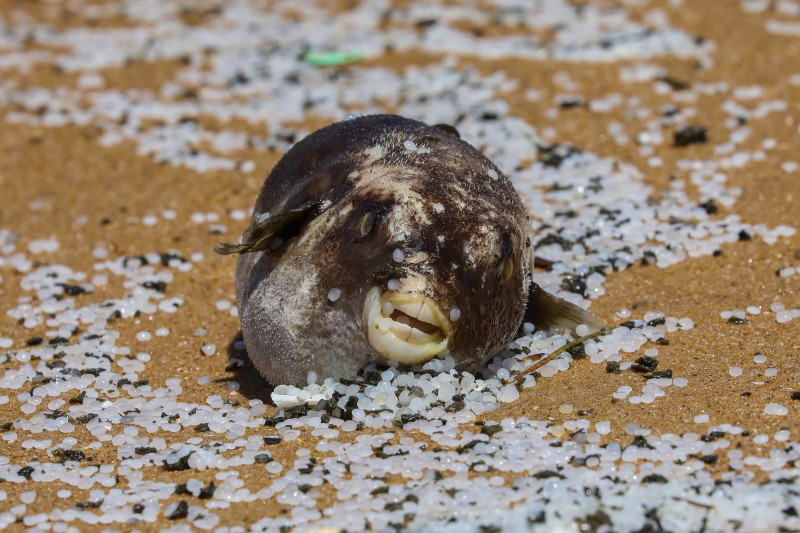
[234,114,533,386]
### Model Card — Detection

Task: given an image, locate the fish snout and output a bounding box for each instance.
[363,284,453,365]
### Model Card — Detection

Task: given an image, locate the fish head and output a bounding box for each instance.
[328,159,533,372]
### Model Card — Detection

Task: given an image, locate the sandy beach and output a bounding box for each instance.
[0,0,799,531]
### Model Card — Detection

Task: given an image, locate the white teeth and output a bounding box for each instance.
[391,300,437,334]
[407,327,432,344]
[392,301,420,317]
[363,286,453,365]
[390,322,412,338]
[415,303,436,325]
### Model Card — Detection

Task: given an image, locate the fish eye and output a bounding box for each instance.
[358,211,375,236]
[498,256,514,282]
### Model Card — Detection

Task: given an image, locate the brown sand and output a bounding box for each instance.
[0,0,799,530]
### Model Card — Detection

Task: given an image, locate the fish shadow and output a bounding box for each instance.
[218,331,276,405]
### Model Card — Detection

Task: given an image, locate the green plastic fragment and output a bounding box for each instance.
[303,51,364,66]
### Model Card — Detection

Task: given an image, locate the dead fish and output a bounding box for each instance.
[216,114,602,386]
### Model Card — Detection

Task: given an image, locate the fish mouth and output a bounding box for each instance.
[364,287,453,365]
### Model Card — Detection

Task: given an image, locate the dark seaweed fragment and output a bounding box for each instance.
[167,500,188,519]
[629,435,655,450]
[575,509,612,532]
[373,265,407,280]
[558,96,584,108]
[701,431,726,442]
[455,440,481,454]
[568,342,587,359]
[75,500,103,509]
[444,400,465,413]
[53,449,86,463]
[657,74,689,90]
[199,481,216,499]
[135,446,157,455]
[481,424,503,436]
[537,233,575,250]
[643,370,672,379]
[673,124,707,146]
[533,470,565,480]
[143,281,167,292]
[539,144,579,168]
[699,199,718,214]
[528,511,546,524]
[631,357,658,372]
[58,283,89,296]
[560,275,587,296]
[284,404,309,418]
[163,452,193,472]
[640,249,655,264]
[263,416,286,428]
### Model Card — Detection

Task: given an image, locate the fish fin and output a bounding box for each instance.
[533,256,556,269]
[433,123,460,138]
[213,242,250,255]
[214,201,319,256]
[524,282,605,334]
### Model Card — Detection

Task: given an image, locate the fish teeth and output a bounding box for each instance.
[406,327,435,344]
[390,322,413,338]
[392,300,437,326]
[415,303,437,326]
[362,286,453,365]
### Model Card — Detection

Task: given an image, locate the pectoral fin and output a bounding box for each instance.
[214,201,320,255]
[524,282,605,334]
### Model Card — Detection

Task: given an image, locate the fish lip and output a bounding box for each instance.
[363,286,453,365]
